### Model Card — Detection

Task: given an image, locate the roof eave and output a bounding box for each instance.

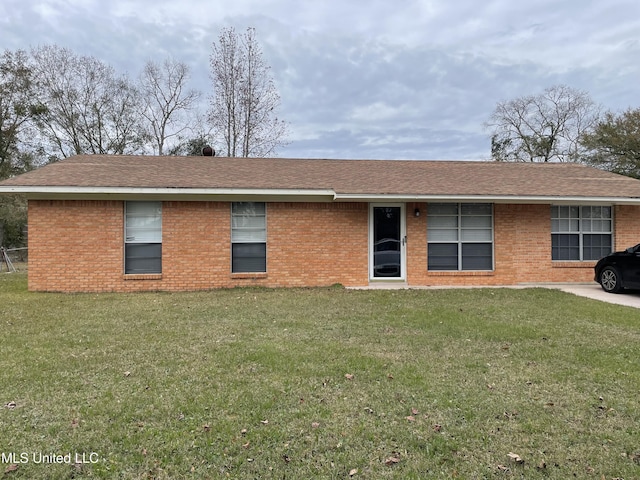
[0,186,337,202]
[334,193,640,205]
[2,186,640,205]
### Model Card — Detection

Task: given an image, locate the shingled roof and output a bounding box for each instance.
[2,155,640,203]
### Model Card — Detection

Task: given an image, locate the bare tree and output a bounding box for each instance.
[31,45,145,160]
[209,27,288,157]
[0,49,43,248]
[486,85,600,162]
[139,58,201,155]
[0,49,46,177]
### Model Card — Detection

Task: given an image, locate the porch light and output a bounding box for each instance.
[414,208,420,217]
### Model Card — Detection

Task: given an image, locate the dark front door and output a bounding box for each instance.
[372,206,404,278]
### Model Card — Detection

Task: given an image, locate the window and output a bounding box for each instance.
[551,206,612,261]
[428,203,493,271]
[231,202,266,273]
[125,201,162,274]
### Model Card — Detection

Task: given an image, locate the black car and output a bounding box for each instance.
[594,243,640,293]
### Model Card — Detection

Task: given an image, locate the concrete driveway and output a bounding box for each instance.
[545,282,640,309]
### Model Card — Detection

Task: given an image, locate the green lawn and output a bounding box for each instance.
[1,273,639,479]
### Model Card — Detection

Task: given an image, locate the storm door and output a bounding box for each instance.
[370,204,406,280]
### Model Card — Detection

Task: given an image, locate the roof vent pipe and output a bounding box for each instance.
[202,146,215,157]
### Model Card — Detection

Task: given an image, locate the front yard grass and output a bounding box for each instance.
[1,273,639,479]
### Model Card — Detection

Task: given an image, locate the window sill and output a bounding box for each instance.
[231,272,268,280]
[427,271,494,276]
[124,274,163,281]
[552,261,596,268]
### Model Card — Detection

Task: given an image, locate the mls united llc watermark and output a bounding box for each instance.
[1,451,100,465]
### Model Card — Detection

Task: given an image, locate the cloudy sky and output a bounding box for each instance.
[2,0,639,160]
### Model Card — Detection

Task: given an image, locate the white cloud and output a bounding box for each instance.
[349,102,409,122]
[1,0,640,159]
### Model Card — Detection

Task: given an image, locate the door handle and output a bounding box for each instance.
[402,236,407,246]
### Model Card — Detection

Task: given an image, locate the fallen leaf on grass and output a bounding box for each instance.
[385,456,400,466]
[4,464,18,474]
[405,415,415,422]
[311,422,320,428]
[260,420,269,425]
[507,452,524,464]
[124,371,131,377]
[345,373,354,380]
[71,418,79,428]
[4,401,16,409]
[411,408,419,415]
[349,468,358,476]
[203,424,210,432]
[242,441,250,449]
[432,424,442,432]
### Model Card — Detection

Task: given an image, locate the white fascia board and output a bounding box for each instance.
[334,194,640,205]
[3,186,640,205]
[0,186,337,202]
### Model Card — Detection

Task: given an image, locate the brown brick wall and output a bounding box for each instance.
[614,205,640,250]
[27,200,368,292]
[28,200,123,292]
[160,201,230,291]
[500,204,554,284]
[407,203,639,286]
[26,200,640,292]
[265,202,368,287]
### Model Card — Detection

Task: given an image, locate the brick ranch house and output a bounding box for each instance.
[1,154,640,293]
